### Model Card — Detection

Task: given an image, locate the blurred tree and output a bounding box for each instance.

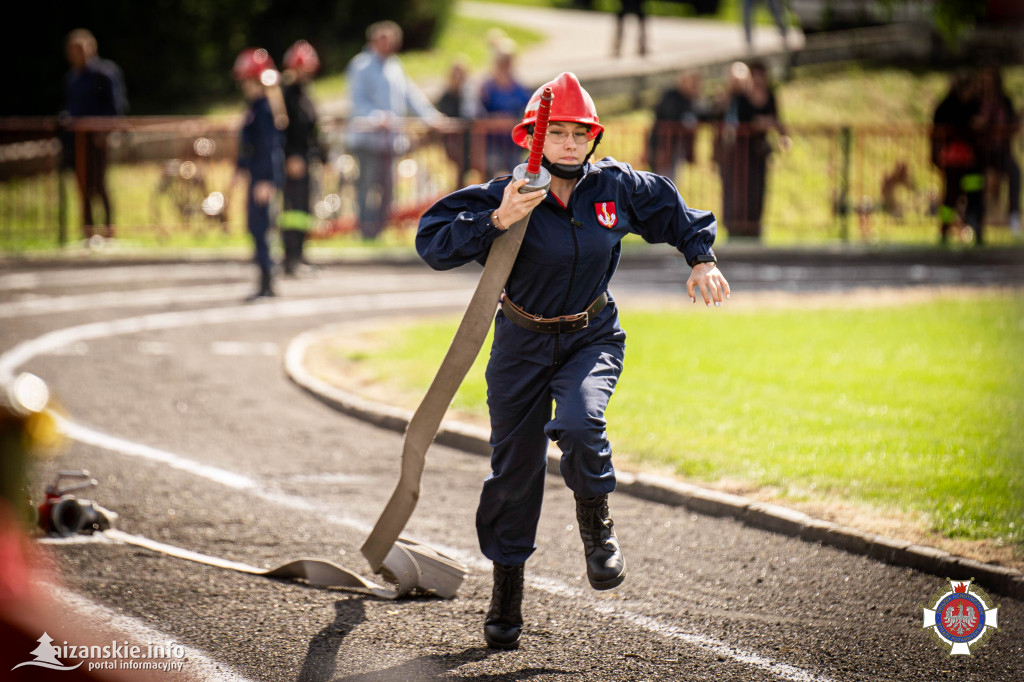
[1,0,454,116]
[929,0,987,47]
[873,0,989,47]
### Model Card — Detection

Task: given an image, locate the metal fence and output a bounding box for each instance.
[1,115,1020,249]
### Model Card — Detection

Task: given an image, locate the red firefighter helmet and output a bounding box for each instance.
[512,72,603,149]
[283,40,320,74]
[232,48,276,82]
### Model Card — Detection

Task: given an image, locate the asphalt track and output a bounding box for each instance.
[2,251,1023,681]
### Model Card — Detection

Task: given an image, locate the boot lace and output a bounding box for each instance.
[489,563,524,622]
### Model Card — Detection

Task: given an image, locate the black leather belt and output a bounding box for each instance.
[500,292,608,333]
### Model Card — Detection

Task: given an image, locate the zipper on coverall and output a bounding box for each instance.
[553,213,582,366]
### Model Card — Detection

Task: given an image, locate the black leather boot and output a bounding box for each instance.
[244,270,275,302]
[575,494,626,590]
[484,562,524,650]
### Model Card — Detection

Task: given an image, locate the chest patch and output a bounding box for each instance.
[594,201,617,229]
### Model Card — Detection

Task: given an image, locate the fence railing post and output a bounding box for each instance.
[839,126,851,242]
[57,162,67,248]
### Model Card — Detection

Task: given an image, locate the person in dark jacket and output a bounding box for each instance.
[931,71,985,245]
[229,48,285,300]
[61,28,127,239]
[715,60,789,240]
[647,69,708,180]
[417,72,729,651]
[976,64,1021,238]
[279,40,324,276]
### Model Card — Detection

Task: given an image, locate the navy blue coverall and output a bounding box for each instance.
[417,157,717,566]
[237,97,284,276]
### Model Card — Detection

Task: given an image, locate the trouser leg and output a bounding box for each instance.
[477,350,554,566]
[766,0,789,39]
[248,193,274,281]
[743,0,755,45]
[1007,157,1021,216]
[281,171,311,272]
[546,336,626,589]
[959,171,985,244]
[354,148,393,239]
[544,338,623,498]
[940,169,962,243]
[354,149,377,239]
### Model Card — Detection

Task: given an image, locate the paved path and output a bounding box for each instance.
[457,0,801,87]
[321,1,804,116]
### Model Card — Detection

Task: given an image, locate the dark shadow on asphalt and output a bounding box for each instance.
[335,646,573,681]
[298,598,367,682]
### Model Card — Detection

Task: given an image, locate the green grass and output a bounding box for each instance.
[329,292,1024,551]
[779,63,1024,127]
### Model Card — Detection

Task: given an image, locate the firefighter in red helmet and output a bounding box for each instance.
[228,48,285,301]
[279,40,325,275]
[418,72,729,649]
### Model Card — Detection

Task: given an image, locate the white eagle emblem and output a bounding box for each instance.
[942,603,978,636]
[595,201,617,229]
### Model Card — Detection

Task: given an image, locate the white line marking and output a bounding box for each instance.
[48,585,256,682]
[210,341,279,356]
[285,473,374,484]
[0,263,252,291]
[0,269,467,318]
[58,417,259,491]
[38,532,117,545]
[44,342,90,356]
[0,289,471,383]
[137,341,175,355]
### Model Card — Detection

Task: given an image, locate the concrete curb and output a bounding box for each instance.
[284,325,1024,600]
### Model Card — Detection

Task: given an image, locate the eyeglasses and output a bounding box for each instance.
[546,129,590,144]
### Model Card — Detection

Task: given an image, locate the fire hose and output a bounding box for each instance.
[359,86,554,588]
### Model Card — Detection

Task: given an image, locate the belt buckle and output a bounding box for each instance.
[558,311,588,331]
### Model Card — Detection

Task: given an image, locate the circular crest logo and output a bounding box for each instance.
[922,578,999,655]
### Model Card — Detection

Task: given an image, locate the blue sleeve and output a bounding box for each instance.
[250,104,283,185]
[624,167,716,264]
[347,57,382,117]
[416,181,509,270]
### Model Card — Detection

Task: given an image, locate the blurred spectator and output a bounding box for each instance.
[60,29,127,240]
[715,60,789,240]
[227,48,285,300]
[646,69,709,180]
[345,20,444,240]
[931,71,985,245]
[436,57,479,181]
[280,40,325,276]
[976,64,1021,238]
[613,0,648,58]
[437,57,479,119]
[743,0,790,53]
[478,33,531,177]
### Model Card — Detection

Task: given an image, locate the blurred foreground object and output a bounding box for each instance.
[36,471,117,538]
[0,375,153,680]
[2,373,59,526]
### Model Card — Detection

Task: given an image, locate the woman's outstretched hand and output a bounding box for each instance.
[686,263,731,307]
